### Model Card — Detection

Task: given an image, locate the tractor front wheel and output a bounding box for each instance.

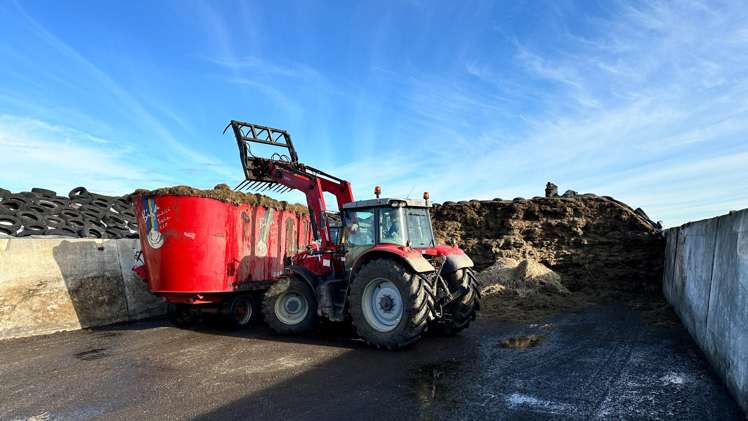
[430,268,481,336]
[349,258,433,350]
[262,277,318,335]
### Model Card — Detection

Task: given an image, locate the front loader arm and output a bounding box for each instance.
[226,120,354,249]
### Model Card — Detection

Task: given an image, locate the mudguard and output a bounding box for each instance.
[351,248,435,275]
[403,253,436,273]
[441,253,474,274]
[287,265,320,289]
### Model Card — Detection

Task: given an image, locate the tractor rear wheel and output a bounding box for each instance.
[262,277,318,334]
[430,268,481,336]
[349,258,433,350]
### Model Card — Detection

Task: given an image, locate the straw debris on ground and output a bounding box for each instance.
[475,257,591,321]
[499,335,545,349]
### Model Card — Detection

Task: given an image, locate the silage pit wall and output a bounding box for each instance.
[663,208,748,413]
[0,238,166,340]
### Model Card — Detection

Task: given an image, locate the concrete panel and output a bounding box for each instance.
[679,218,719,345]
[664,208,748,413]
[662,229,678,307]
[115,240,166,320]
[705,209,748,411]
[0,238,165,340]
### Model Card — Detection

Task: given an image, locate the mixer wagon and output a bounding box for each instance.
[132,190,312,327]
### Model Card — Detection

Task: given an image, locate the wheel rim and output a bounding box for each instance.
[362,278,403,333]
[233,298,253,325]
[274,292,309,325]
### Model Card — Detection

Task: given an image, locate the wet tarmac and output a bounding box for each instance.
[0,303,743,420]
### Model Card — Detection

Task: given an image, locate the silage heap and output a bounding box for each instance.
[431,193,666,321]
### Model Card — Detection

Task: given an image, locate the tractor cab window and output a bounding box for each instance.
[379,207,405,245]
[405,208,434,248]
[343,210,375,246]
[329,226,341,244]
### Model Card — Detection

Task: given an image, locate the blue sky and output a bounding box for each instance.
[0,0,747,226]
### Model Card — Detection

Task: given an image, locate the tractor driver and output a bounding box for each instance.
[380,208,403,245]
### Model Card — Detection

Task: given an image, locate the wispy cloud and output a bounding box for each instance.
[7,1,238,182]
[0,114,173,195]
[352,0,748,226]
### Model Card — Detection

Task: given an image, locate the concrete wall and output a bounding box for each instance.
[663,208,748,412]
[0,238,166,340]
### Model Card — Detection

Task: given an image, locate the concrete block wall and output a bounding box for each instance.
[663,208,748,412]
[0,238,166,340]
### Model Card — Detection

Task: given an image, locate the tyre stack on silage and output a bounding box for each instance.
[0,187,138,239]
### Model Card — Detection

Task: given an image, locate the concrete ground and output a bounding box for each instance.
[0,303,743,420]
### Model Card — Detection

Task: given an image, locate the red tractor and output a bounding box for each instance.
[228,120,481,349]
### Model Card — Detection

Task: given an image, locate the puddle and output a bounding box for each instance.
[409,360,463,407]
[74,348,110,361]
[499,335,545,349]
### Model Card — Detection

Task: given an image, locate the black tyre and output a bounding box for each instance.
[17,224,45,237]
[113,198,133,213]
[430,269,481,336]
[0,216,19,235]
[68,186,89,198]
[80,206,104,220]
[45,215,65,227]
[27,204,47,214]
[70,197,91,208]
[44,227,78,237]
[103,213,126,226]
[262,277,318,334]
[50,196,70,207]
[171,304,198,328]
[224,295,257,329]
[122,211,137,224]
[31,187,56,197]
[0,196,28,212]
[65,217,85,230]
[105,226,129,239]
[18,210,45,226]
[36,198,60,212]
[79,224,104,238]
[90,197,111,210]
[349,258,434,350]
[0,211,20,225]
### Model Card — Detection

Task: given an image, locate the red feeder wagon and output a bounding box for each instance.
[133,193,312,327]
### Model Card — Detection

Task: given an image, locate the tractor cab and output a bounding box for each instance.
[339,198,434,249]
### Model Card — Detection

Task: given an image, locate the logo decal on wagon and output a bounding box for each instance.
[256,208,274,257]
[142,195,164,249]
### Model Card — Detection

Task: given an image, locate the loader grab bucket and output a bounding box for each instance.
[224,120,299,193]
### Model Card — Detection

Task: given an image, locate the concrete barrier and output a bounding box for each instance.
[663,209,748,412]
[0,238,166,340]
